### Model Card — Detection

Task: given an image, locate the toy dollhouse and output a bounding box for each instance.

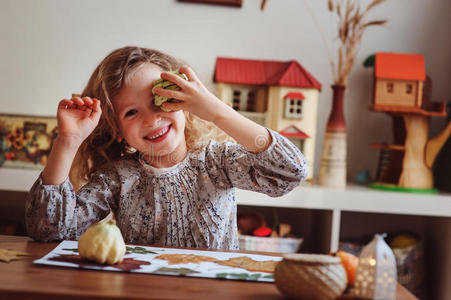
[214,57,322,181]
[373,53,428,112]
[369,52,450,191]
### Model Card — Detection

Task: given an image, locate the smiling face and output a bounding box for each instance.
[113,63,187,168]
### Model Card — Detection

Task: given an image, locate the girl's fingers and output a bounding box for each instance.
[154,88,185,101]
[162,102,184,112]
[59,96,98,112]
[69,96,94,110]
[79,97,94,112]
[82,96,93,106]
[179,66,198,82]
[89,99,102,122]
[91,98,101,112]
[160,71,189,88]
[59,99,77,109]
[71,96,89,107]
[58,99,70,108]
[71,96,84,105]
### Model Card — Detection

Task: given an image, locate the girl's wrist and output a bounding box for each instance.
[54,135,84,152]
[209,100,233,123]
[41,135,82,185]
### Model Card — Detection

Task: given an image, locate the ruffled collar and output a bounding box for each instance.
[138,152,191,177]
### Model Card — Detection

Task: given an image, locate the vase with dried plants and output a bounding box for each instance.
[317,0,387,187]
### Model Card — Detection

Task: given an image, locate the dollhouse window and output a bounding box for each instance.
[387,82,394,93]
[232,88,258,112]
[232,90,241,110]
[246,91,256,112]
[406,84,413,94]
[285,98,303,119]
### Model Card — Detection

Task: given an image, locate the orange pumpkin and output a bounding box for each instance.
[336,250,359,286]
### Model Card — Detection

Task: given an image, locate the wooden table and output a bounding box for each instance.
[0,235,417,300]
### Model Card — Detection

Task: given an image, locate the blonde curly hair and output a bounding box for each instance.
[70,46,229,190]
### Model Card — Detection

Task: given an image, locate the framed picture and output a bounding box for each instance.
[177,0,242,7]
[0,114,57,170]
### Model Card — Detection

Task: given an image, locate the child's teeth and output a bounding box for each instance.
[149,127,168,139]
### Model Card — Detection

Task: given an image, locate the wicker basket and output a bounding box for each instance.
[275,254,347,300]
[238,235,303,253]
[392,240,425,295]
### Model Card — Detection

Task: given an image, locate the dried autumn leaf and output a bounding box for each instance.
[154,267,200,275]
[216,256,279,273]
[154,253,216,265]
[0,248,31,262]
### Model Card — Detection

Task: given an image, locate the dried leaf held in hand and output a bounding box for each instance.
[0,248,31,262]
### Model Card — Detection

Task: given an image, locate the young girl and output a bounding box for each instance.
[26,46,308,250]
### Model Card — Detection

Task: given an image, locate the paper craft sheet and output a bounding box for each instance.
[34,240,282,282]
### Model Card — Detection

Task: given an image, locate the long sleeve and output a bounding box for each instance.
[204,129,308,197]
[25,166,120,242]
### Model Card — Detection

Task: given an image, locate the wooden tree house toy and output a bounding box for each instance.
[214,57,322,182]
[367,52,451,193]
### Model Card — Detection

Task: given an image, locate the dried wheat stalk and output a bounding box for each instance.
[328,0,387,85]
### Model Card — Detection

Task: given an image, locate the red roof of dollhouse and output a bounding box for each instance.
[279,125,309,139]
[284,92,305,100]
[375,53,426,81]
[214,57,322,90]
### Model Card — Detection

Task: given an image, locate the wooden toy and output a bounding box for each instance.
[214,57,322,181]
[367,52,451,192]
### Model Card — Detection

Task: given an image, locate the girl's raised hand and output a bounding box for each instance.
[155,66,271,153]
[154,66,225,122]
[57,96,102,144]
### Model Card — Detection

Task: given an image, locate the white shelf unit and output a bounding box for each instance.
[2,168,451,249]
[236,185,451,252]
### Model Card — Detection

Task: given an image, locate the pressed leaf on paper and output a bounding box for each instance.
[154,267,200,276]
[154,254,216,265]
[215,256,279,273]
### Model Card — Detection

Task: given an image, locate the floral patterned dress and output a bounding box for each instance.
[26,130,308,250]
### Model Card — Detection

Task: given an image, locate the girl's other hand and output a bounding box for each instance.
[154,66,226,122]
[57,96,102,145]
